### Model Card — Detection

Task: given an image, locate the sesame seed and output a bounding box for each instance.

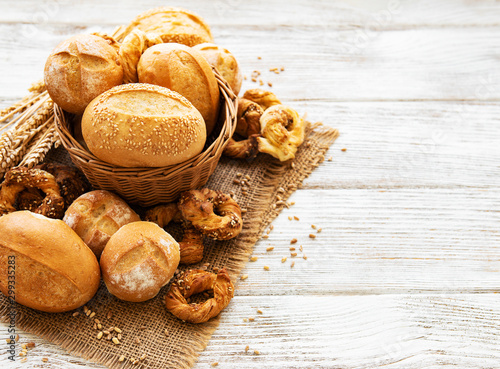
[264,266,270,271]
[266,247,274,252]
[240,274,248,280]
[290,238,298,244]
[291,252,298,257]
[309,234,316,239]
[281,257,287,263]
[250,256,258,262]
[245,345,250,353]
[291,262,295,268]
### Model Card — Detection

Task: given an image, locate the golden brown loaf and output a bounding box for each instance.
[0,211,100,313]
[44,34,123,115]
[193,43,243,95]
[63,190,141,258]
[100,221,180,302]
[81,83,206,167]
[137,43,220,135]
[121,7,213,47]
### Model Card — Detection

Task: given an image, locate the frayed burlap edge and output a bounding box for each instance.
[0,122,338,369]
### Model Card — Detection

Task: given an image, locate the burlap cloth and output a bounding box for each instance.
[0,122,338,368]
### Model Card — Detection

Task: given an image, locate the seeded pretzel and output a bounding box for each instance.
[178,188,243,241]
[144,202,204,264]
[0,167,65,218]
[165,268,234,323]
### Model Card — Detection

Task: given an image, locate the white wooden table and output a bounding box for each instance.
[1,1,500,368]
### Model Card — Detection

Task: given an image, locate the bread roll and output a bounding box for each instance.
[44,34,123,115]
[193,43,242,95]
[81,83,206,167]
[138,43,220,135]
[100,221,180,302]
[122,7,213,47]
[0,211,100,313]
[63,190,141,258]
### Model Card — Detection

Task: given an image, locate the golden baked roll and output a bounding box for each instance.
[44,34,123,115]
[0,211,100,313]
[100,221,180,302]
[193,43,242,95]
[122,7,213,47]
[63,190,141,258]
[81,83,206,167]
[137,43,220,135]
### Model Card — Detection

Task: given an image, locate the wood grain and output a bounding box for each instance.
[1,0,500,368]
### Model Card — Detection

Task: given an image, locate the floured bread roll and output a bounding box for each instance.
[44,34,123,115]
[100,221,180,302]
[81,83,207,167]
[193,43,242,95]
[121,7,213,47]
[63,190,141,258]
[138,43,220,135]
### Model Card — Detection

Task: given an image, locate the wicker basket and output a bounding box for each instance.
[54,69,237,207]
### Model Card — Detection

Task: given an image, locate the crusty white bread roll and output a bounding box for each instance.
[0,211,100,313]
[44,34,123,115]
[137,43,220,135]
[193,43,242,95]
[100,221,180,302]
[81,83,207,167]
[63,190,141,258]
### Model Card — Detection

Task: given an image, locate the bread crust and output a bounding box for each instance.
[0,211,100,313]
[138,43,220,135]
[81,83,206,167]
[63,190,140,258]
[100,221,180,302]
[44,34,123,115]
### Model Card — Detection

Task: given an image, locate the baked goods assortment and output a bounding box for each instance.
[0,5,314,364]
[223,88,307,161]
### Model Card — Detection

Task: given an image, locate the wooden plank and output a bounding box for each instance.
[234,188,500,295]
[2,0,500,28]
[1,25,500,101]
[297,101,500,189]
[3,294,500,368]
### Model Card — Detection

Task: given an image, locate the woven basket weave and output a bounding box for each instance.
[54,69,237,207]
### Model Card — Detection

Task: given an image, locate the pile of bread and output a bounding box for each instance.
[44,7,243,168]
[0,164,240,323]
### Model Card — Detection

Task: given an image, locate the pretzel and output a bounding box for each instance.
[165,268,234,323]
[178,188,243,241]
[17,163,87,212]
[0,167,65,218]
[144,203,204,264]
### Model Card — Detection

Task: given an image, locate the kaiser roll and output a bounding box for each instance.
[81,83,206,167]
[0,211,100,313]
[137,43,220,135]
[63,190,141,258]
[100,221,180,302]
[193,43,243,95]
[44,34,123,115]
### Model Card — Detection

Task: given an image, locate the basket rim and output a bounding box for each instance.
[54,68,237,180]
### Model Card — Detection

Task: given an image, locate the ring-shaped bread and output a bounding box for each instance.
[178,188,243,241]
[144,202,204,264]
[0,167,65,218]
[165,268,234,323]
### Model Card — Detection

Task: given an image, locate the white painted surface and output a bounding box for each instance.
[1,0,499,368]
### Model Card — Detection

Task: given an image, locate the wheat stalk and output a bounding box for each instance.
[19,118,59,168]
